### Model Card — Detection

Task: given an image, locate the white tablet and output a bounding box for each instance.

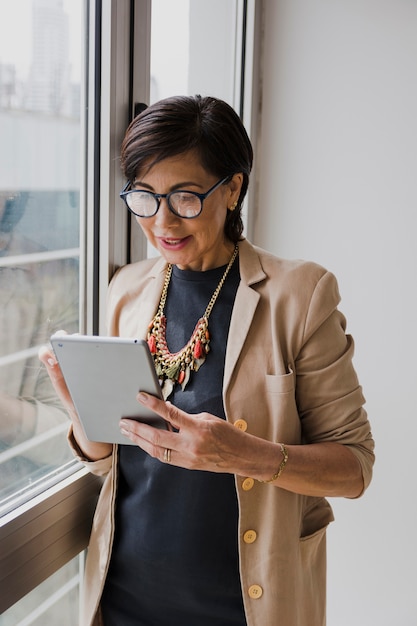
[50,333,167,445]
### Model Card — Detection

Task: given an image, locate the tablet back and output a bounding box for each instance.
[50,334,165,445]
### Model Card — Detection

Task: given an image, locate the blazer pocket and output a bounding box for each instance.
[265,366,295,394]
[299,523,328,570]
[261,367,299,440]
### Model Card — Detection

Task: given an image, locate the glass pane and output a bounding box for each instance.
[0,0,83,503]
[150,0,240,105]
[0,556,81,625]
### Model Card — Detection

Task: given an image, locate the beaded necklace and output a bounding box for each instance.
[147,244,239,399]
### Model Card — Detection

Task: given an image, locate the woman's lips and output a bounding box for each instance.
[158,236,190,250]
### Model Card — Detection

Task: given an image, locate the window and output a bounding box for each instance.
[150,0,246,107]
[0,0,88,617]
[0,0,82,507]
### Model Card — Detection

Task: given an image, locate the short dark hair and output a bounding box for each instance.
[120,95,253,242]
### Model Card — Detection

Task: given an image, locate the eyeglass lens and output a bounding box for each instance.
[126,191,202,218]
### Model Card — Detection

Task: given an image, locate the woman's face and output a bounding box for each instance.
[132,151,242,271]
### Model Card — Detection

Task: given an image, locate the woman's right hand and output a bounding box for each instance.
[38,343,112,461]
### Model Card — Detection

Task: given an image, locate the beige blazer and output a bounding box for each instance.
[73,239,374,626]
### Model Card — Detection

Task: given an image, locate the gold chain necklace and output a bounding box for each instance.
[147,244,239,399]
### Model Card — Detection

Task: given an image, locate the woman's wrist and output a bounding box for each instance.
[258,443,289,483]
[70,419,112,461]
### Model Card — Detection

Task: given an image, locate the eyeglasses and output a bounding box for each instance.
[120,176,230,219]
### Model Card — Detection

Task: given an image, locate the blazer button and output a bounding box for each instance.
[234,419,248,432]
[248,584,263,599]
[242,477,254,491]
[243,530,257,544]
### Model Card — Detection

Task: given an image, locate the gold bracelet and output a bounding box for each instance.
[259,443,289,483]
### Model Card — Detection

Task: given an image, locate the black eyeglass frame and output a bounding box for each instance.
[119,175,231,219]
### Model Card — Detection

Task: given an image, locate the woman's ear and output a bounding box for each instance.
[227,173,244,209]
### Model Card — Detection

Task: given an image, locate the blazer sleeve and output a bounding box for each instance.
[67,424,113,477]
[294,270,375,493]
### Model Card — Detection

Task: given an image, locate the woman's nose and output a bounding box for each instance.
[153,197,179,226]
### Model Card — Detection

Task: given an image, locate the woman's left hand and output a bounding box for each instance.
[119,391,266,476]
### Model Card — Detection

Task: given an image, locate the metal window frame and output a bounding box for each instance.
[239,0,263,241]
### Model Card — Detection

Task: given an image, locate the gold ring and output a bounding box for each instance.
[163,448,171,463]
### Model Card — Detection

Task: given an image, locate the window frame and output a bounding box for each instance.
[0,0,261,613]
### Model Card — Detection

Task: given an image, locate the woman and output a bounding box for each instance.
[40,95,374,626]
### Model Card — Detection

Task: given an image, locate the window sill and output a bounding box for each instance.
[0,467,102,613]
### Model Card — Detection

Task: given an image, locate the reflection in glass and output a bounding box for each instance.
[0,0,82,503]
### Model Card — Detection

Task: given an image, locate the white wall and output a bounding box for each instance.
[255,1,417,623]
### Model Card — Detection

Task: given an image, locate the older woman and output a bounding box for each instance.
[40,95,374,626]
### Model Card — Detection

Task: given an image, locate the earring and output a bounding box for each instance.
[228,201,238,211]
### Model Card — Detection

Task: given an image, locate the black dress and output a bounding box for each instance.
[101,259,247,626]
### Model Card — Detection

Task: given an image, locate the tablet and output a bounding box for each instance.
[50,333,167,445]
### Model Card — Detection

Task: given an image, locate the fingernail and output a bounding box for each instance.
[47,358,56,367]
[137,392,148,403]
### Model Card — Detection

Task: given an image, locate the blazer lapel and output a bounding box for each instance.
[223,240,266,393]
[123,256,167,340]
